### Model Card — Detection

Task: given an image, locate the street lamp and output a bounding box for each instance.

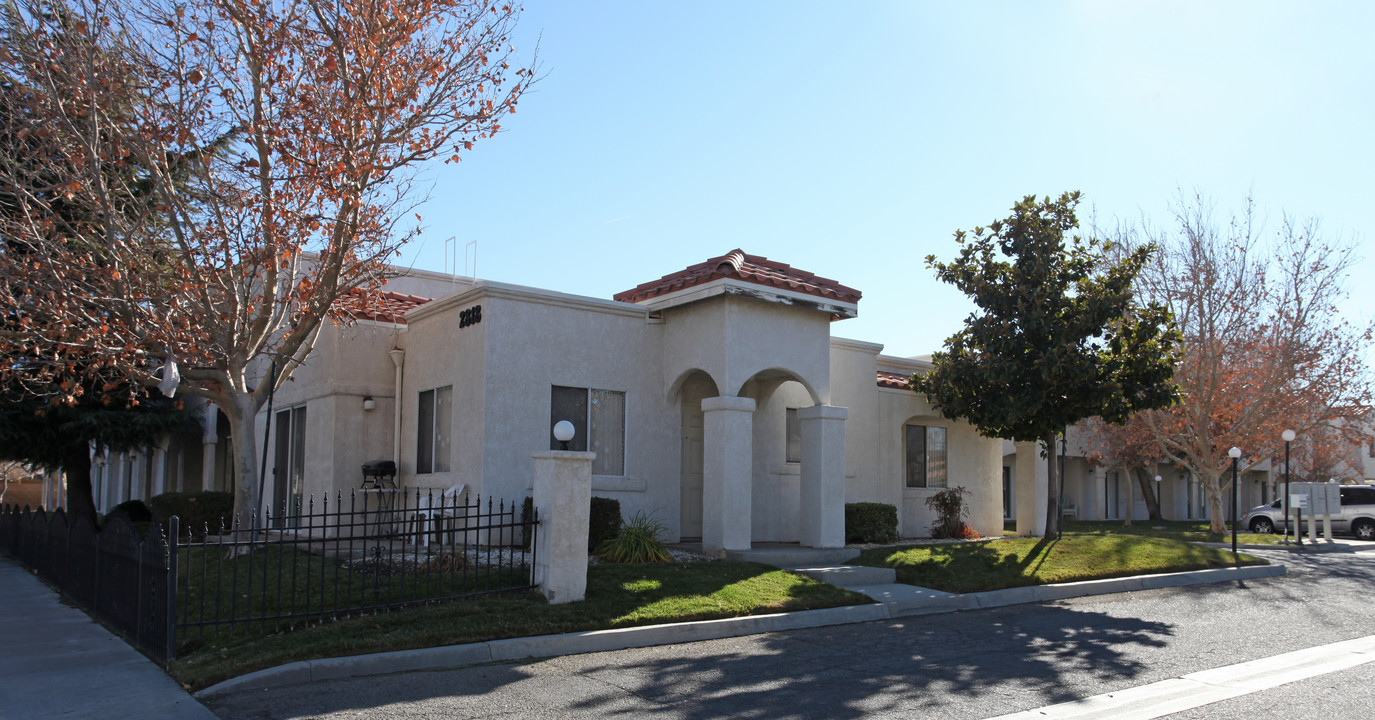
[1282,429,1296,544]
[1229,446,1241,566]
[1154,475,1162,520]
[1058,431,1067,540]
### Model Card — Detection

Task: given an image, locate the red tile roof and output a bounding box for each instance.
[330,288,432,325]
[613,249,862,306]
[877,370,912,390]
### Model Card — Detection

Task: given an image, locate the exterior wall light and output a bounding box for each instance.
[362,396,376,411]
[553,420,575,450]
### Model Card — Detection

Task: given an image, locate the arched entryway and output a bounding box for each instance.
[674,370,719,540]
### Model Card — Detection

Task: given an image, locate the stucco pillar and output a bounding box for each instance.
[202,404,219,492]
[1089,466,1106,521]
[1015,441,1047,537]
[702,396,756,557]
[798,405,847,548]
[532,450,593,604]
[150,440,169,498]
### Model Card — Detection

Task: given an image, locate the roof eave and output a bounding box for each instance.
[627,277,858,320]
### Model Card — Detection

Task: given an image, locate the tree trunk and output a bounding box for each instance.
[1043,431,1060,537]
[1133,468,1162,521]
[59,442,99,529]
[222,393,264,523]
[1204,473,1227,535]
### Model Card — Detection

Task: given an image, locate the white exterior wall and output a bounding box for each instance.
[870,355,1003,539]
[478,286,677,532]
[260,320,400,507]
[400,289,487,496]
[240,267,1010,545]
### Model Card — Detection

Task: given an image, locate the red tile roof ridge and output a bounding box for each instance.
[876,369,912,389]
[330,287,433,325]
[614,249,862,306]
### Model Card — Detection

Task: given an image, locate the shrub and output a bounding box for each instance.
[597,511,673,563]
[520,495,623,551]
[110,499,153,524]
[588,496,622,551]
[926,486,976,539]
[148,491,234,539]
[845,502,898,543]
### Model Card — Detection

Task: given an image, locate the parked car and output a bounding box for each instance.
[1238,485,1375,540]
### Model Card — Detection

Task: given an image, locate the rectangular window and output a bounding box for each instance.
[785,408,801,463]
[273,405,307,525]
[904,424,947,488]
[551,386,625,476]
[417,386,452,474]
[1105,471,1120,520]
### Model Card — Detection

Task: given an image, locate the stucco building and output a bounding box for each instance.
[82,250,1008,549]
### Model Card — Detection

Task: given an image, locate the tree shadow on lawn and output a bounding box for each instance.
[206,602,1178,720]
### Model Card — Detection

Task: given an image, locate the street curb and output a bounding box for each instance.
[195,563,1286,699]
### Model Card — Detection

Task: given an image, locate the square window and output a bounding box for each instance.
[905,424,947,488]
[551,386,625,476]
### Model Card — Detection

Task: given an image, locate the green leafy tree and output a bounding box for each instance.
[914,192,1180,536]
[0,377,197,527]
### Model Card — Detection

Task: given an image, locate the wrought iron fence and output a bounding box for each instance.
[0,506,175,664]
[1,489,539,663]
[175,489,538,651]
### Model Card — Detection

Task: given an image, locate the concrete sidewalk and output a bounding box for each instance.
[0,556,218,720]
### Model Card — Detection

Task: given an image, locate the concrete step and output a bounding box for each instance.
[724,546,860,567]
[792,564,896,586]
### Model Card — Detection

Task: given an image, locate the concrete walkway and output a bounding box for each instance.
[0,556,218,720]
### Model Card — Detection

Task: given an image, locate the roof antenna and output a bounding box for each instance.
[442,236,457,287]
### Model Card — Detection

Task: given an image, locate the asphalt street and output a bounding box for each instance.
[206,547,1375,719]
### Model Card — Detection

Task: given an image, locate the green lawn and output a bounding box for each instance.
[171,560,869,691]
[1061,519,1288,545]
[853,534,1265,594]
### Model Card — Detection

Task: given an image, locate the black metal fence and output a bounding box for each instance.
[0,489,538,664]
[0,507,176,664]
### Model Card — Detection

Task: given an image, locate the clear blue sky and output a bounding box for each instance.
[397,1,1374,360]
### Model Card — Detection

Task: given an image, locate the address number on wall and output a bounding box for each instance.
[460,304,483,328]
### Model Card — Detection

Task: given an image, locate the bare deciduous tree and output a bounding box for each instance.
[1108,193,1373,533]
[0,0,532,517]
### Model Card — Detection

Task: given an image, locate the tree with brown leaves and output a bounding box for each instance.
[1107,193,1373,534]
[0,0,532,517]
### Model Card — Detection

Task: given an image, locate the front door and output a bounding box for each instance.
[680,401,704,539]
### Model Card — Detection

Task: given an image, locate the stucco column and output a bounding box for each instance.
[1089,466,1106,521]
[702,396,756,557]
[798,405,847,548]
[1014,441,1047,537]
[150,440,169,498]
[532,450,593,604]
[202,403,219,492]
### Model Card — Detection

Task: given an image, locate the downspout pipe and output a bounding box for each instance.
[389,349,406,470]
